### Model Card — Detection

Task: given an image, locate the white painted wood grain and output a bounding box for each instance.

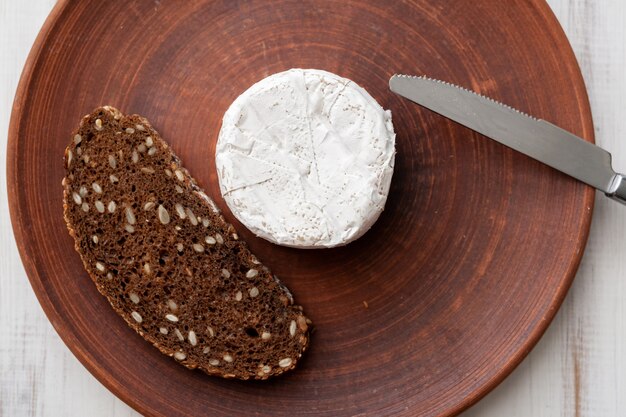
[465,1,626,416]
[1,1,625,416]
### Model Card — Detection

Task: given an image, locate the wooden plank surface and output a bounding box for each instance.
[1,0,624,415]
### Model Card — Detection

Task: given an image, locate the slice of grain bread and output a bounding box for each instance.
[62,106,310,380]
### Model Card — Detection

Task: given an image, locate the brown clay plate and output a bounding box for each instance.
[8,0,594,416]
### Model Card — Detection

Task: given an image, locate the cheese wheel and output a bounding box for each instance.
[216,69,395,248]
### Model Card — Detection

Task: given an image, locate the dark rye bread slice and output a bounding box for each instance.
[62,106,310,380]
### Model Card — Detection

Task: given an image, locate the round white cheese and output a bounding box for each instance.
[216,68,395,248]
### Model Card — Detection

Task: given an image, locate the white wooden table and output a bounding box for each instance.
[2,1,625,415]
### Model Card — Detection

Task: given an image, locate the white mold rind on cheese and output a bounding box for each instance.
[216,69,396,248]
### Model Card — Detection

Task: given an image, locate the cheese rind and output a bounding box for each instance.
[216,69,396,248]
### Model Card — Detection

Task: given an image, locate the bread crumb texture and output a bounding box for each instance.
[63,106,311,380]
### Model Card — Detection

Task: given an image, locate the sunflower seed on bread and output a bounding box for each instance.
[62,106,311,380]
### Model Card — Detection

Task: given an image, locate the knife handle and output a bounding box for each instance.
[606,174,626,205]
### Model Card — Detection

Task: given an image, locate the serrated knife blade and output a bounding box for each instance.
[389,74,626,204]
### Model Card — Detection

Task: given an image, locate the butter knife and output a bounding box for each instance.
[389,75,626,204]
